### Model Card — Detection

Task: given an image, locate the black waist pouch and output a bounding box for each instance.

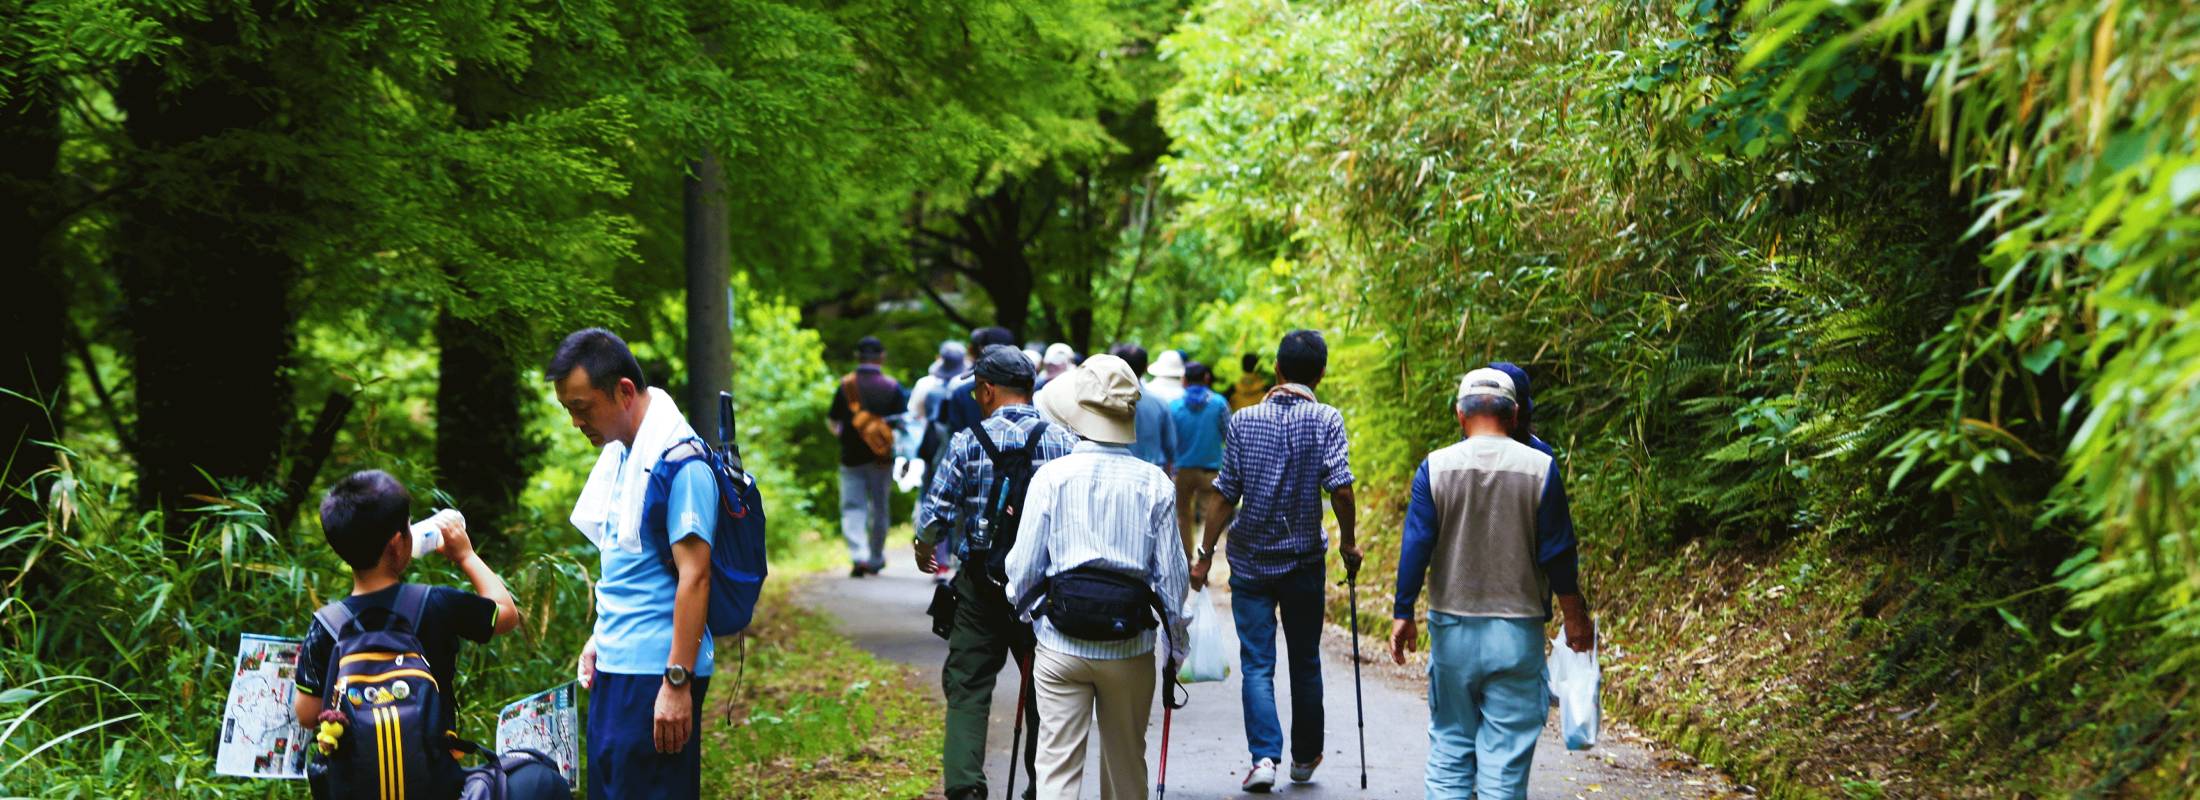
[926,581,958,640]
[1042,567,1159,642]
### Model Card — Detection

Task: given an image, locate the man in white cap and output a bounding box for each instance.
[1006,354,1189,800]
[1144,349,1187,406]
[1390,367,1594,800]
[1036,343,1076,392]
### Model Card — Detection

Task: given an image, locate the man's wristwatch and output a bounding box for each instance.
[1196,545,1216,562]
[663,664,692,688]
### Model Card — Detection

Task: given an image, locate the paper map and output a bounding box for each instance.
[216,634,311,779]
[496,682,579,784]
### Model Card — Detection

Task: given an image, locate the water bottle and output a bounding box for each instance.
[409,509,464,557]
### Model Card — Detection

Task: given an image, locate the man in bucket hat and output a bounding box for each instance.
[1007,354,1189,800]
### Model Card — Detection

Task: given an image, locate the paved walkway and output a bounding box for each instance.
[799,569,1734,800]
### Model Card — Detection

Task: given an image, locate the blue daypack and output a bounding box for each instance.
[638,394,768,637]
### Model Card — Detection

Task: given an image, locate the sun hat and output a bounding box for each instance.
[1043,342,1076,367]
[936,341,968,375]
[1148,349,1186,379]
[1457,367,1517,403]
[1037,354,1141,444]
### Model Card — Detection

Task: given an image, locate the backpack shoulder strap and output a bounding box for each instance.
[394,583,431,630]
[971,420,1007,464]
[313,600,355,639]
[660,436,708,467]
[1020,421,1050,453]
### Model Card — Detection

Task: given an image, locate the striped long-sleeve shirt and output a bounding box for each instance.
[1005,441,1191,662]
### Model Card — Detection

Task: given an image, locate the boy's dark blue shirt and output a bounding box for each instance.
[295,583,497,731]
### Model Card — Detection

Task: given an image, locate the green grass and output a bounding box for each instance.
[701,577,941,799]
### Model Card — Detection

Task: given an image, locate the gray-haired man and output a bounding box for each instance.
[1390,367,1593,799]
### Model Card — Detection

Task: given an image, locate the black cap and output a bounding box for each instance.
[972,344,1035,391]
[855,336,885,357]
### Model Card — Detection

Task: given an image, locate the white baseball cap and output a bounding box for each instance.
[1457,368,1517,403]
[1044,342,1076,366]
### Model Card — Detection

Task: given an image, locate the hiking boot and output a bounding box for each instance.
[1290,755,1322,783]
[1243,758,1277,793]
[944,787,983,800]
[848,564,868,578]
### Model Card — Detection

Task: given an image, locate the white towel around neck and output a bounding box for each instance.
[569,386,697,551]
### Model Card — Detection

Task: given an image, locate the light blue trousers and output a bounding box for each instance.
[1424,613,1548,800]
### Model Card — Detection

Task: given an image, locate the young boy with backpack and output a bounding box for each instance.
[292,469,522,800]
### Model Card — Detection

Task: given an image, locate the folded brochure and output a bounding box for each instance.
[216,634,311,779]
[496,681,580,785]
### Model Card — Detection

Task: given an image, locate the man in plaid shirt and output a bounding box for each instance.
[1190,329,1361,792]
[913,345,1077,800]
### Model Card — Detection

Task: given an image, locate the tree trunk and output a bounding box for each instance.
[0,87,63,529]
[435,310,531,549]
[114,15,299,516]
[433,64,536,552]
[684,153,733,445]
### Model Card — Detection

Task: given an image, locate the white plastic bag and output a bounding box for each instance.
[1176,588,1231,683]
[1547,634,1600,750]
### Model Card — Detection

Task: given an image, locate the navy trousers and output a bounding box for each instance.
[587,672,711,800]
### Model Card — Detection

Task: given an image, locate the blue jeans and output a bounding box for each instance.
[1230,561,1325,765]
[1424,613,1546,800]
[587,672,710,800]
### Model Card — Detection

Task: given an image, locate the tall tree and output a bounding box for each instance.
[0,84,61,527]
[684,153,732,443]
[112,9,302,512]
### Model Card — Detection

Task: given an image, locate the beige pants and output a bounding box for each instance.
[1172,467,1219,563]
[1032,646,1156,800]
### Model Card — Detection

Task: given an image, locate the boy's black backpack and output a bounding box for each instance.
[965,421,1051,587]
[307,584,460,800]
[639,393,769,638]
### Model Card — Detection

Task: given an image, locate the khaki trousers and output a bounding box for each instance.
[1032,646,1156,800]
[1172,467,1219,563]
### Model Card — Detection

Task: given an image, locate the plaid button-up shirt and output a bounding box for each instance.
[1213,385,1354,581]
[916,404,1079,559]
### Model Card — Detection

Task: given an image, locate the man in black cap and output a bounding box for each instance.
[914,345,1077,800]
[829,336,906,577]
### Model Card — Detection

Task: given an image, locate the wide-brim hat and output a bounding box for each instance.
[1149,349,1186,379]
[1038,354,1141,444]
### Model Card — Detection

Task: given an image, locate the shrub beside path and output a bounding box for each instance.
[800,570,1740,799]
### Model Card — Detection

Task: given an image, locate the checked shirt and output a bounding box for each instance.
[916,404,1078,560]
[1213,385,1355,581]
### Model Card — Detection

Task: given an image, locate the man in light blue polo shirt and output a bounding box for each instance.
[549,328,719,800]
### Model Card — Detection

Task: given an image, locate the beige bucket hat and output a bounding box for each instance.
[1038,353,1142,444]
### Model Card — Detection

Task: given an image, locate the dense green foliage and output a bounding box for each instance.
[4,0,2196,795]
[1147,0,2194,793]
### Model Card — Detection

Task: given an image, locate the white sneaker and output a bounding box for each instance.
[1243,758,1277,793]
[1290,755,1322,783]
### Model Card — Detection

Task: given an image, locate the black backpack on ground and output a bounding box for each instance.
[965,421,1052,587]
[454,744,572,800]
[308,585,460,800]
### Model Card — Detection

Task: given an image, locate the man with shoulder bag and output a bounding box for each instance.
[915,345,1078,800]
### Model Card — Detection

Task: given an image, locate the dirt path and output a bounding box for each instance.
[798,569,1735,799]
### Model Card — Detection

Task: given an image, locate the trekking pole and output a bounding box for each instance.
[1157,703,1173,800]
[1007,653,1032,800]
[1347,563,1367,789]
